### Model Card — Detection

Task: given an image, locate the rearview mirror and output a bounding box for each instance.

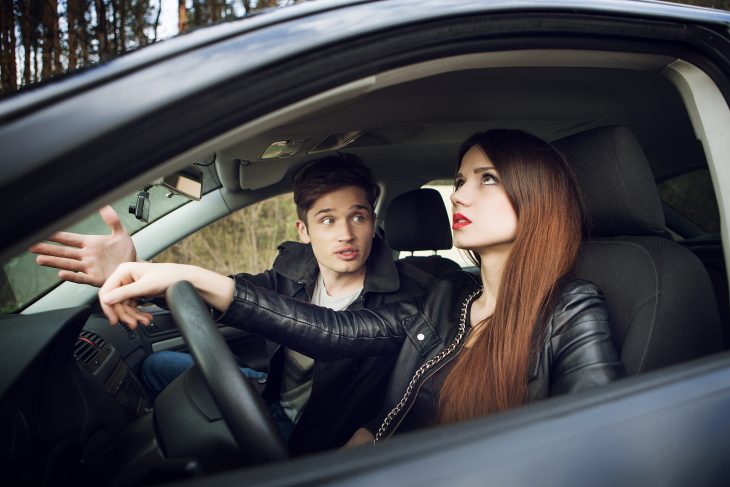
[161,166,203,201]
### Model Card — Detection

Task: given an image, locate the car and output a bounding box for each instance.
[2,0,730,485]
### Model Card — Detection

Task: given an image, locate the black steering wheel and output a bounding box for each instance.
[165,280,288,463]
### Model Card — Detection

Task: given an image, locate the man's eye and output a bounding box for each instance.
[321,217,334,225]
[352,215,367,223]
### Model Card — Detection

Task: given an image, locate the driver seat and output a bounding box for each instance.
[555,126,723,375]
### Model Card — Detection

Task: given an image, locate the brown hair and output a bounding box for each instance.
[438,129,585,424]
[292,153,380,223]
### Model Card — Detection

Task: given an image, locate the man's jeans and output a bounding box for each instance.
[141,350,294,444]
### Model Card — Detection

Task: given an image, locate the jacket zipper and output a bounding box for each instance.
[374,287,482,443]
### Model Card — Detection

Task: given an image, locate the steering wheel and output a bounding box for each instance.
[165,280,288,463]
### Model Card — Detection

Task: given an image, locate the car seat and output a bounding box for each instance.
[385,188,461,277]
[555,126,723,374]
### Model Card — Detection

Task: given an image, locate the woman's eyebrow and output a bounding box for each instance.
[474,166,496,174]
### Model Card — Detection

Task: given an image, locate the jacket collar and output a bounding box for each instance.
[272,234,400,295]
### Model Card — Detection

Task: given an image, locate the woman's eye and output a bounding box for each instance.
[482,174,498,185]
[454,179,464,189]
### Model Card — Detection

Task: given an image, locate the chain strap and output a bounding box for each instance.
[374,287,483,443]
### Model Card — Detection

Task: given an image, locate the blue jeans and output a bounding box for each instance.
[142,350,268,398]
[141,351,293,443]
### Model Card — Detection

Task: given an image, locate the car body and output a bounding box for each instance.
[2,0,730,485]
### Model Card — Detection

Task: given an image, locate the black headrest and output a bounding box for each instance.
[555,126,666,237]
[385,188,453,251]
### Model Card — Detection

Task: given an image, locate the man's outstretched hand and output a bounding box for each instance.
[30,206,137,287]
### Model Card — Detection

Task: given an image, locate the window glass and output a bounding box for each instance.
[397,182,474,268]
[658,169,720,235]
[152,193,300,275]
[1,186,197,313]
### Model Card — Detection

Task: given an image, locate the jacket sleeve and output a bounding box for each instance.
[548,281,625,395]
[215,277,421,361]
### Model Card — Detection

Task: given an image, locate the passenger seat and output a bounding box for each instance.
[385,188,461,277]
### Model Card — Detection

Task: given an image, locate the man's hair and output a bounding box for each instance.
[292,153,380,223]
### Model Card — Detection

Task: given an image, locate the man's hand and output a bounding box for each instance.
[30,206,137,287]
[342,427,375,449]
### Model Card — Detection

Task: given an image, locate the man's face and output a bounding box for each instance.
[296,185,375,280]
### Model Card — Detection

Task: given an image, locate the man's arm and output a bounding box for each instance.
[30,206,137,287]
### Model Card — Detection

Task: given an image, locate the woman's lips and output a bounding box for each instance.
[452,213,472,230]
[335,248,359,261]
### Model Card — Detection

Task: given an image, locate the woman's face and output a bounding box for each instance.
[450,145,518,255]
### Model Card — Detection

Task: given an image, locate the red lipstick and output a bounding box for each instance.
[452,213,471,230]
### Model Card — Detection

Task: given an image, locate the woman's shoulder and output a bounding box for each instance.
[548,278,609,333]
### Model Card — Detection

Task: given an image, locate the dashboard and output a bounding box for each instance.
[0,306,155,486]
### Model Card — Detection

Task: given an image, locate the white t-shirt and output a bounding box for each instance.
[279,273,362,424]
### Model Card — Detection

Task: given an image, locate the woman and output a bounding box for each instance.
[99,129,624,443]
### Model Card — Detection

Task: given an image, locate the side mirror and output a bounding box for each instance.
[162,166,203,201]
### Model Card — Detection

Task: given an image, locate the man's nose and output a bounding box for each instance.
[338,221,355,241]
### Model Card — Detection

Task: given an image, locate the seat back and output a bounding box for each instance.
[556,126,723,374]
[385,188,461,277]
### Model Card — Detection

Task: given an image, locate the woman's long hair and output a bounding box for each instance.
[438,129,585,424]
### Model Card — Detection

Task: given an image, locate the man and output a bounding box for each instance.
[31,153,433,455]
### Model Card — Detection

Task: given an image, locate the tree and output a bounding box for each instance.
[0,0,18,92]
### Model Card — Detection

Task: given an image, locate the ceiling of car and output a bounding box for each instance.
[213,51,706,207]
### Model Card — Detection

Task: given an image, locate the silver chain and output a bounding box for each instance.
[374,287,483,443]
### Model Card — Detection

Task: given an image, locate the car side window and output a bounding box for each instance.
[152,193,299,275]
[657,169,720,239]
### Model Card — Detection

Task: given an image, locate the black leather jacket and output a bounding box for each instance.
[218,270,625,441]
[228,235,433,454]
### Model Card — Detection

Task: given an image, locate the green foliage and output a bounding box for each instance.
[152,193,300,275]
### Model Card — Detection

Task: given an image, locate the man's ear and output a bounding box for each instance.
[296,220,311,244]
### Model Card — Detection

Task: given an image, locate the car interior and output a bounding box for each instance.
[3,42,730,485]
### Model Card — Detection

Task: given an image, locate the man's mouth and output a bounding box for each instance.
[335,247,359,261]
[452,213,472,230]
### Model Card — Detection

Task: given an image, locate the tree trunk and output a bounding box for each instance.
[0,0,18,92]
[46,0,64,74]
[79,0,89,65]
[95,0,109,61]
[21,0,32,86]
[119,0,127,52]
[152,0,162,41]
[133,0,147,48]
[67,0,78,70]
[41,1,53,79]
[178,0,187,33]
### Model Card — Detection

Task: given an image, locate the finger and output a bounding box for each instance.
[101,280,156,305]
[125,304,152,326]
[35,255,85,272]
[43,231,87,248]
[99,297,119,325]
[30,242,83,260]
[114,302,141,329]
[99,206,126,235]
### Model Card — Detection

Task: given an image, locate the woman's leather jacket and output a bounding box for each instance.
[218,270,625,440]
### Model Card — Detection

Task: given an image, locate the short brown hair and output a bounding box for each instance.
[292,153,380,223]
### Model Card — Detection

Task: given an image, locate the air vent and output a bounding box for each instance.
[120,323,137,340]
[74,331,112,373]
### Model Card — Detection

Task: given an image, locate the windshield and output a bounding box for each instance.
[0,186,192,313]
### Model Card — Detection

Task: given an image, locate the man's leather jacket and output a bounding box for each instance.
[218,270,625,441]
[229,235,434,454]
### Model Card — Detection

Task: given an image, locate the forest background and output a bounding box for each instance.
[0,0,728,280]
